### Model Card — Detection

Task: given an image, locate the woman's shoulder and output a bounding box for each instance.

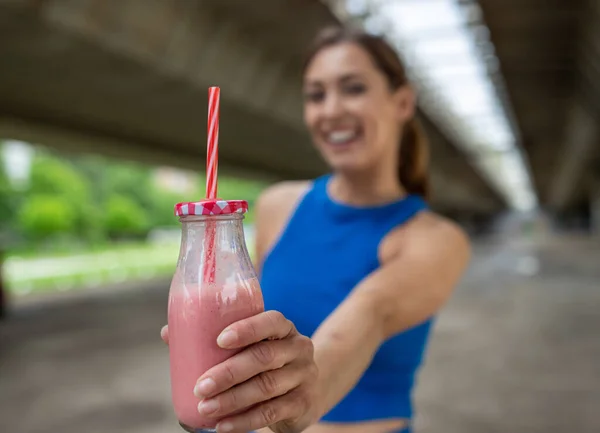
[253,180,312,266]
[380,210,471,264]
[255,180,312,219]
[257,180,311,207]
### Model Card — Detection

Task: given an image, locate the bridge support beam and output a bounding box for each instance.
[590,175,600,236]
[40,0,305,130]
[548,101,598,211]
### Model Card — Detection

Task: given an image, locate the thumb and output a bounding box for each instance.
[160,325,169,345]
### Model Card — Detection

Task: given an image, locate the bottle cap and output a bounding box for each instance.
[174,199,248,217]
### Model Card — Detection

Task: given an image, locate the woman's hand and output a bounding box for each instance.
[161,311,320,433]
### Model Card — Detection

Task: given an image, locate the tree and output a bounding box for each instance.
[18,195,75,240]
[149,189,190,228]
[28,152,90,201]
[103,162,154,210]
[104,194,150,239]
[25,151,95,241]
[0,159,16,233]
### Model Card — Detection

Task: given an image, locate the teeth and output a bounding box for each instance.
[328,130,357,144]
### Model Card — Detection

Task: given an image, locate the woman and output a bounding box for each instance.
[162,27,471,433]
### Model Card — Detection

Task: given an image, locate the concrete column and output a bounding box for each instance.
[549,102,597,211]
[590,176,600,236]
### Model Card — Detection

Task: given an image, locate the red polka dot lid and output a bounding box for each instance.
[174,199,248,217]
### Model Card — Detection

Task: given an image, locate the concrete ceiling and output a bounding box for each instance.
[0,0,505,216]
[477,0,600,213]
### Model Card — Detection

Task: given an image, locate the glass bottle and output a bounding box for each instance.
[168,200,264,432]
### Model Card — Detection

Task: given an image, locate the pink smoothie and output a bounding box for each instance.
[168,276,264,430]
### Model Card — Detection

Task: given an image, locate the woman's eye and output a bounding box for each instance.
[343,83,366,95]
[304,90,325,103]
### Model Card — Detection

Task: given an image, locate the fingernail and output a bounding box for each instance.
[217,421,233,432]
[198,399,219,414]
[217,329,237,348]
[194,378,216,397]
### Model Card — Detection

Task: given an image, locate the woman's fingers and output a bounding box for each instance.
[217,310,296,349]
[194,337,305,399]
[160,325,169,345]
[197,361,306,418]
[163,310,294,349]
[163,310,318,433]
[214,387,312,433]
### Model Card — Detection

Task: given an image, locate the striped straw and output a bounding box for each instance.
[203,86,220,283]
[206,87,220,199]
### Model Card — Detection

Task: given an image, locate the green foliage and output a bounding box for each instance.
[6,146,270,251]
[16,152,93,243]
[103,162,154,210]
[104,194,150,238]
[76,156,156,241]
[28,152,90,201]
[18,195,75,239]
[149,189,190,227]
[0,161,16,231]
[75,155,110,202]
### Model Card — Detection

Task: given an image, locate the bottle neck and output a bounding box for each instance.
[179,214,246,250]
[176,213,256,284]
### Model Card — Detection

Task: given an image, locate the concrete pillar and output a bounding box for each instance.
[590,176,600,236]
[549,102,597,210]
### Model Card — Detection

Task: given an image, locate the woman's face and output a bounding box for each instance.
[303,42,414,174]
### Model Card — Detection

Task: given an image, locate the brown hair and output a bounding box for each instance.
[302,26,431,200]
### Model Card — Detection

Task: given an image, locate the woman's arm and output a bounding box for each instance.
[311,213,471,417]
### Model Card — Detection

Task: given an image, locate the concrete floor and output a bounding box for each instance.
[1,236,599,433]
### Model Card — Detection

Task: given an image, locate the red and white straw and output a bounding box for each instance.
[206,87,220,199]
[203,86,220,283]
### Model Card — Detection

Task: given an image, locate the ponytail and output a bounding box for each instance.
[399,118,431,200]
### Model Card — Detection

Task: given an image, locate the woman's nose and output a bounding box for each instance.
[321,93,344,118]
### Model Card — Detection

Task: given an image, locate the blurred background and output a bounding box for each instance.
[0,0,598,432]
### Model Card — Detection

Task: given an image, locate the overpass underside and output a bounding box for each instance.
[478,0,600,221]
[0,0,505,217]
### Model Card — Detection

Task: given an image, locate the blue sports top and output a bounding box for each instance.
[259,175,434,423]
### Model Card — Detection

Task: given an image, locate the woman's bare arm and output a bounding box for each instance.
[254,188,471,420]
[310,213,471,417]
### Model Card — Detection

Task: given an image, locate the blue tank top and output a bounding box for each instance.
[259,175,434,423]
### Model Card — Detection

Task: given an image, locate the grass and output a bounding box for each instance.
[5,241,180,295]
[5,235,257,296]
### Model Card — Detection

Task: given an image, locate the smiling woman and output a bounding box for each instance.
[161,26,470,433]
[301,27,430,202]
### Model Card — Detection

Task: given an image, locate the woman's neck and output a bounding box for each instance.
[328,169,405,207]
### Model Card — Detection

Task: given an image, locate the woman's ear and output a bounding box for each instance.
[394,85,416,122]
